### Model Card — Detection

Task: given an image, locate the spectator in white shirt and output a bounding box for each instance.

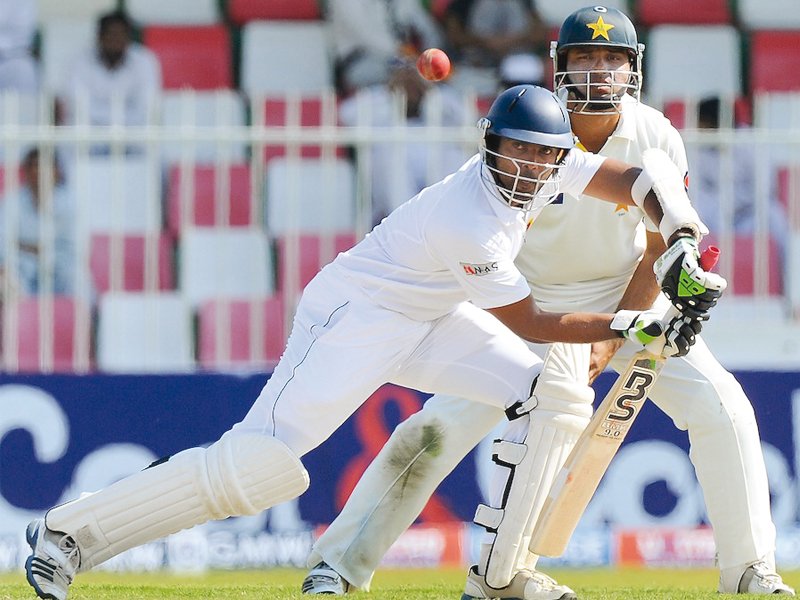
[62,10,161,138]
[0,0,38,93]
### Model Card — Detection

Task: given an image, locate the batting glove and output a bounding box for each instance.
[611,308,702,358]
[654,237,727,321]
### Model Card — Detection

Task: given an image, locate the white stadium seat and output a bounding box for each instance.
[160,90,248,163]
[39,19,94,95]
[241,21,333,95]
[265,157,356,234]
[125,0,221,25]
[737,0,800,30]
[644,25,742,104]
[97,292,194,373]
[37,0,116,22]
[179,227,275,306]
[72,156,162,234]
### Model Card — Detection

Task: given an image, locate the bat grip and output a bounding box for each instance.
[700,245,720,270]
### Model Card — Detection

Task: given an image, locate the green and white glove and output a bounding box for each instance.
[611,308,701,358]
[654,237,727,321]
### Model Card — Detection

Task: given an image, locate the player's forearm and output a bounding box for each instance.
[488,296,618,344]
[615,231,664,312]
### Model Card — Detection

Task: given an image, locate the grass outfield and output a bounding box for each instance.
[1,567,799,599]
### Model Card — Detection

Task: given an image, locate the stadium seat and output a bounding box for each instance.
[533,0,627,27]
[160,90,248,163]
[275,232,357,293]
[265,157,357,234]
[39,19,94,94]
[37,0,116,22]
[240,21,333,95]
[197,296,286,370]
[753,92,800,130]
[262,95,344,163]
[227,0,321,24]
[97,292,194,372]
[749,32,800,94]
[12,296,92,373]
[126,0,221,25]
[636,0,731,25]
[89,232,175,293]
[72,156,162,234]
[705,234,784,295]
[662,97,751,129]
[167,164,253,234]
[737,0,800,30]
[179,228,275,307]
[644,25,741,104]
[143,25,232,90]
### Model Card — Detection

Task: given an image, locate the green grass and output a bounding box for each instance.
[1,567,798,599]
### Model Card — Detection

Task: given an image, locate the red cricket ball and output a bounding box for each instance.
[416,48,451,82]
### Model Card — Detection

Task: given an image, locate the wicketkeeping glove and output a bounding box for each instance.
[654,237,727,321]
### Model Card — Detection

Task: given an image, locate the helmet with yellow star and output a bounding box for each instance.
[550,5,644,114]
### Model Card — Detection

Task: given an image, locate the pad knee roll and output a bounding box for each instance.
[46,432,309,570]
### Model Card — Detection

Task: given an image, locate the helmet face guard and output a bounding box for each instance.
[552,6,644,115]
[478,85,574,212]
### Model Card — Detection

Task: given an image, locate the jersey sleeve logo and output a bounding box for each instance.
[460,261,499,276]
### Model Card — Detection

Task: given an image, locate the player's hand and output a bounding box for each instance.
[589,338,625,383]
[654,236,727,320]
[611,308,667,356]
[661,314,703,358]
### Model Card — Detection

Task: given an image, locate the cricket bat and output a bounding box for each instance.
[530,246,719,557]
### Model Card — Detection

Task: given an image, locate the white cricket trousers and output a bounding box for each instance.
[309,336,775,589]
[232,263,542,457]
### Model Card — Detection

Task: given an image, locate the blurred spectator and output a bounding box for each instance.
[339,60,471,224]
[0,0,39,93]
[0,148,77,296]
[62,10,161,135]
[498,52,544,89]
[691,96,788,255]
[442,0,547,94]
[327,0,444,96]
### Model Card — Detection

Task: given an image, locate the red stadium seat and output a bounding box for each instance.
[227,0,320,24]
[198,297,286,369]
[662,97,752,129]
[275,232,358,292]
[750,31,800,93]
[143,25,232,90]
[90,233,175,293]
[13,296,91,373]
[263,96,345,163]
[777,166,800,230]
[636,0,731,25]
[705,234,784,295]
[167,164,253,234]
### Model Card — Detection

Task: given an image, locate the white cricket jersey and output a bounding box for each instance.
[333,151,604,322]
[516,95,688,313]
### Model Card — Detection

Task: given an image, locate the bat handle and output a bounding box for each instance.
[700,245,720,270]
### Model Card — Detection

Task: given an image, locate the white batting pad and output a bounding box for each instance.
[45,432,309,570]
[477,343,593,588]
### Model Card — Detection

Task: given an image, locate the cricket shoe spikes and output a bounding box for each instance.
[462,565,578,600]
[719,561,795,595]
[25,519,80,600]
[302,561,352,595]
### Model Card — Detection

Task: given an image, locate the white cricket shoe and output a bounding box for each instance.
[461,565,577,600]
[719,561,795,595]
[302,561,352,595]
[25,519,80,600]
